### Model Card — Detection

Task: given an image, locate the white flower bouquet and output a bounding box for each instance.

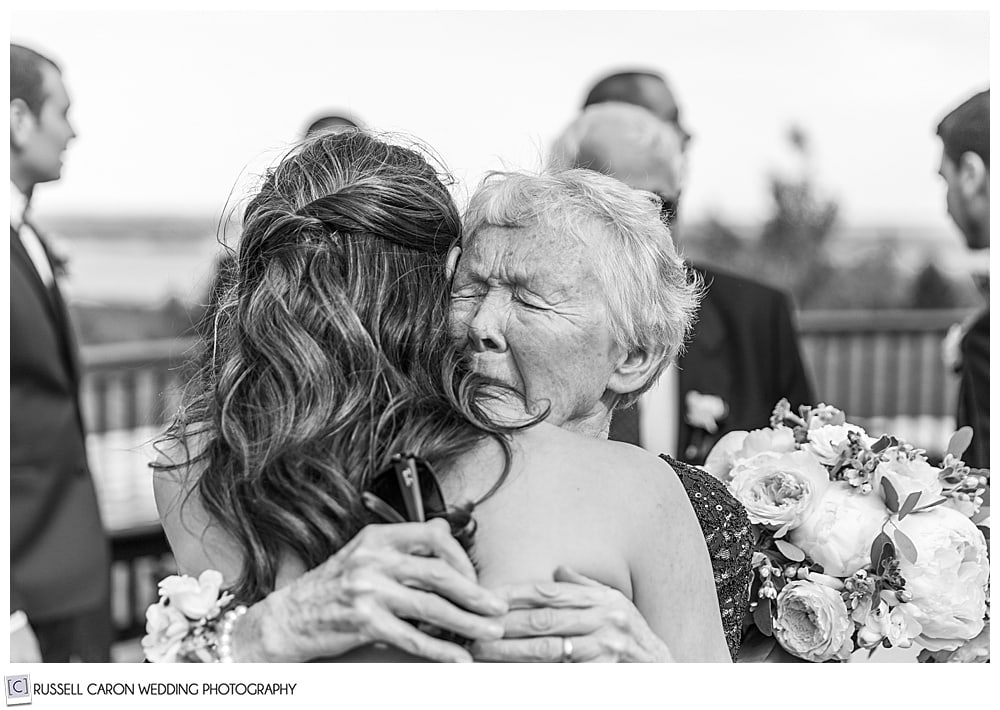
[704,400,990,663]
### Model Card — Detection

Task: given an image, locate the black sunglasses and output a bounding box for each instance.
[363,453,446,524]
[363,453,476,550]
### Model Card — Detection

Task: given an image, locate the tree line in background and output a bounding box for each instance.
[683,127,982,312]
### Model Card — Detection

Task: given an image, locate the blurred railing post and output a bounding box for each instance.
[80,336,201,645]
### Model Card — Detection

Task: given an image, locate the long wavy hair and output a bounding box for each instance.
[160,131,519,602]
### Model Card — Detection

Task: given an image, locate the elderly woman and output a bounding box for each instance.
[450,169,752,662]
[154,132,733,663]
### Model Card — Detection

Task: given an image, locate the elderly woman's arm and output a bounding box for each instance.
[153,464,508,663]
[227,520,508,663]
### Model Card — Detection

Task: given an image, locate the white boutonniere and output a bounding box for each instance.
[685,391,729,434]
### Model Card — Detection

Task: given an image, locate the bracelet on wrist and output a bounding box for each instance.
[216,604,248,663]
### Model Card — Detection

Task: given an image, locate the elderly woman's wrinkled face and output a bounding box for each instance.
[449,224,625,430]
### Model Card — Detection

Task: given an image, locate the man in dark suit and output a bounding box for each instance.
[10,43,111,662]
[936,89,989,469]
[567,72,814,464]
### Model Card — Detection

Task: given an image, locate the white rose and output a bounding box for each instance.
[874,455,944,509]
[789,482,889,577]
[729,450,830,537]
[773,580,854,662]
[158,570,225,620]
[804,423,873,466]
[141,602,189,663]
[894,506,989,651]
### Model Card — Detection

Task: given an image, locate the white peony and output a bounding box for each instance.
[789,482,889,577]
[729,450,830,537]
[894,506,989,651]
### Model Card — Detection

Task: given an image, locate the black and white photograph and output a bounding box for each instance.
[6,5,990,682]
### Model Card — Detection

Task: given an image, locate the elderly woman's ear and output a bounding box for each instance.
[445,245,462,281]
[606,344,668,398]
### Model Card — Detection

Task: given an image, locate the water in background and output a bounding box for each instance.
[36,214,973,309]
[39,214,230,307]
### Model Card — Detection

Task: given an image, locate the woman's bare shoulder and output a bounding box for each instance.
[516,424,688,510]
[465,425,692,595]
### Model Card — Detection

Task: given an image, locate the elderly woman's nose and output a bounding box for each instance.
[468,298,508,353]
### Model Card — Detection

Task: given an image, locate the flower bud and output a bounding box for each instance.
[784,565,799,579]
[854,569,868,581]
[860,483,873,495]
[760,566,771,579]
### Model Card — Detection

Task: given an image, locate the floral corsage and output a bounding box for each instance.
[142,570,246,663]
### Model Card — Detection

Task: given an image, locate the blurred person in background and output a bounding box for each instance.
[304,111,360,137]
[936,89,989,470]
[10,42,112,662]
[567,72,813,464]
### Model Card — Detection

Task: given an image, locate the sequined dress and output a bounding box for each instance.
[660,455,753,661]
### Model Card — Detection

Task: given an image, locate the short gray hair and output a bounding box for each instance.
[463,169,701,407]
[549,101,680,178]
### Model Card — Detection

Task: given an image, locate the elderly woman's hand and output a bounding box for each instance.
[231,519,508,663]
[471,566,674,662]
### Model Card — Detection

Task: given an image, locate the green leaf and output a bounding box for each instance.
[737,631,777,663]
[870,532,894,572]
[894,530,918,564]
[881,477,900,513]
[916,497,948,513]
[775,539,806,562]
[753,597,774,637]
[947,427,974,459]
[898,491,923,521]
[871,435,892,453]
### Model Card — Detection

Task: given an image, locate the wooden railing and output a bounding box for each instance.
[81,337,201,435]
[81,337,200,642]
[797,309,969,419]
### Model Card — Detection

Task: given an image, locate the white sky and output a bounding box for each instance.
[9,9,990,231]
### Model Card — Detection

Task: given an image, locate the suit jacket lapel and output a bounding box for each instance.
[677,271,732,461]
[11,226,59,321]
[10,226,81,386]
